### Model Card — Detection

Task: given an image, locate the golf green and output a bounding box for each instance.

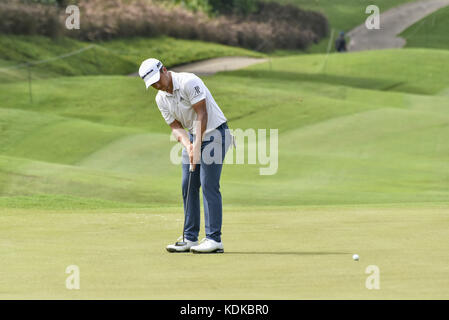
[1,204,448,299]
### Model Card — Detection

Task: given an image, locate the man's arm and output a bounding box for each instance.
[191,99,208,169]
[170,120,191,150]
[169,97,207,170]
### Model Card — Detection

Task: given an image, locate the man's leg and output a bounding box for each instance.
[199,126,231,243]
[200,160,223,242]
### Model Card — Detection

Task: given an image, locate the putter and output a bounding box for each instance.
[175,163,194,247]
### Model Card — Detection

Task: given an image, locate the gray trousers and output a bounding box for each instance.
[181,122,232,242]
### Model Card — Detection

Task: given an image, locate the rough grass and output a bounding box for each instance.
[0,35,263,82]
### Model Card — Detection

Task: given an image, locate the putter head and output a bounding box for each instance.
[175,241,187,246]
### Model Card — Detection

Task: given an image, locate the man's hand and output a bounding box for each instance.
[188,143,194,170]
[170,120,190,149]
[188,142,201,171]
[170,99,207,172]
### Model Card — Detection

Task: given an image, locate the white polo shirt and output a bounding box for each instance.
[155,71,227,139]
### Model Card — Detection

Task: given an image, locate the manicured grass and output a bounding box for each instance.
[240,48,449,95]
[400,5,449,50]
[0,108,141,164]
[0,204,448,299]
[0,75,167,131]
[0,194,143,210]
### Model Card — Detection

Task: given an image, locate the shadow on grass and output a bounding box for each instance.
[225,251,350,256]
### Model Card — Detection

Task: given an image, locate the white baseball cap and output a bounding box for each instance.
[139,58,163,89]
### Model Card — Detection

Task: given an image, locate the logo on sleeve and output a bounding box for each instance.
[194,86,201,96]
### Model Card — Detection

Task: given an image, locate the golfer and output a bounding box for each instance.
[335,31,347,52]
[139,58,232,254]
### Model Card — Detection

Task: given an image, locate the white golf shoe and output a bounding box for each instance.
[190,238,224,254]
[166,236,198,253]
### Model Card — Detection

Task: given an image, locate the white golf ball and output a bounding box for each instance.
[353,254,359,261]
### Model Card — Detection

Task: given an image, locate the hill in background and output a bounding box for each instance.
[1,47,448,209]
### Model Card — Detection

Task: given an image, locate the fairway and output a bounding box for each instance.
[1,49,448,208]
[1,204,448,299]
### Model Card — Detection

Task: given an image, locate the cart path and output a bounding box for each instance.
[129,56,268,77]
[171,56,268,75]
[347,0,449,51]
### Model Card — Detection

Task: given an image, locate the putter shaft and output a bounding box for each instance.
[182,164,194,243]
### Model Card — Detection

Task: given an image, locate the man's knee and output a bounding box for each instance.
[201,176,220,194]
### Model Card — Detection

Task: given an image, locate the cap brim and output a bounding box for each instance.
[144,71,160,89]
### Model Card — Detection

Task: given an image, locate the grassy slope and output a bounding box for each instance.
[241,48,449,95]
[400,5,449,50]
[0,48,448,209]
[99,37,264,67]
[0,35,263,82]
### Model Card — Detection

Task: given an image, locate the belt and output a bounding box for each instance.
[189,122,228,138]
[216,122,228,129]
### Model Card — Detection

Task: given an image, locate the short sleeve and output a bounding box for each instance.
[155,95,175,125]
[185,77,207,105]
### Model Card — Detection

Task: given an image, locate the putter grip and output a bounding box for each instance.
[189,164,194,172]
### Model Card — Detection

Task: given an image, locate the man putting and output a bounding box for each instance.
[139,58,232,254]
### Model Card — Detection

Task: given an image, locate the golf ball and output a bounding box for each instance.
[353,254,359,261]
